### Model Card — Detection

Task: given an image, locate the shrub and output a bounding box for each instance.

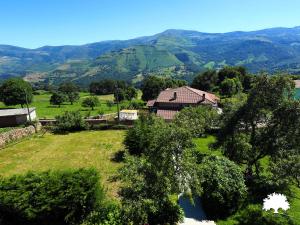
[198,155,247,218]
[0,168,103,225]
[82,202,122,225]
[55,111,88,132]
[235,204,296,225]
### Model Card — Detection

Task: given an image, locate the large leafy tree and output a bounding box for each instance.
[141,76,166,101]
[120,117,201,224]
[217,75,296,178]
[58,82,80,105]
[50,92,66,107]
[191,70,218,92]
[220,77,243,97]
[174,106,219,138]
[0,78,33,107]
[263,100,300,188]
[198,155,247,218]
[141,76,186,101]
[82,97,99,110]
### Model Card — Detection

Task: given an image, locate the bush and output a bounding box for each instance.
[55,111,88,132]
[235,204,296,225]
[0,168,103,225]
[198,155,247,218]
[82,202,122,225]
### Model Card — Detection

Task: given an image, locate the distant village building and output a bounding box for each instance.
[0,108,37,127]
[119,110,138,121]
[147,86,219,121]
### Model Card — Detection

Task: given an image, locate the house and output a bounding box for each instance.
[146,86,219,121]
[0,108,37,127]
[119,110,138,121]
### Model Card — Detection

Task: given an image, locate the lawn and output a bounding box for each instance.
[194,135,300,224]
[0,91,118,119]
[0,130,125,198]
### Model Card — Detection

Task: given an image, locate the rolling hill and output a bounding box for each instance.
[1,26,300,86]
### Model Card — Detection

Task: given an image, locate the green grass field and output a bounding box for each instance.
[0,92,118,119]
[0,130,125,198]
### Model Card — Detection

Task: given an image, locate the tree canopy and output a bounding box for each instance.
[0,78,33,107]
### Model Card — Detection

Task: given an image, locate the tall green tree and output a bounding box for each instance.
[82,96,99,110]
[220,77,243,96]
[141,76,166,101]
[141,76,186,101]
[191,70,218,92]
[217,75,295,178]
[121,117,201,224]
[198,156,247,218]
[50,92,66,107]
[0,78,33,107]
[58,82,80,104]
[174,106,219,138]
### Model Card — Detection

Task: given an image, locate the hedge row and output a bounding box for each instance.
[0,168,103,225]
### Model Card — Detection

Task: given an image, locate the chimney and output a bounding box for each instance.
[173,91,177,100]
[202,93,205,100]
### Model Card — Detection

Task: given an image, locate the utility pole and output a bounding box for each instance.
[24,89,37,133]
[115,85,120,124]
[24,90,32,123]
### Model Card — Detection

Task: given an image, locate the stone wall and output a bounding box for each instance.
[0,125,40,148]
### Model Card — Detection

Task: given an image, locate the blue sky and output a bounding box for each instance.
[0,0,300,48]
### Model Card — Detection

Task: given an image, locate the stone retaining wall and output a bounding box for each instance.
[0,125,40,148]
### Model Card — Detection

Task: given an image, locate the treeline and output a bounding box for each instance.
[191,66,253,97]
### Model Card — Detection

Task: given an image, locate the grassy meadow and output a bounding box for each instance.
[0,91,118,119]
[0,130,125,198]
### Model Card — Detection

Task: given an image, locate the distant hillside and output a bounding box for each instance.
[1,26,300,86]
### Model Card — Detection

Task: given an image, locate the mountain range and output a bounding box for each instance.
[1,26,300,86]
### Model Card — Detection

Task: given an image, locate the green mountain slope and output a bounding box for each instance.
[2,26,300,85]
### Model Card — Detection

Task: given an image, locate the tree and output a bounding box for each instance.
[89,80,126,95]
[120,118,201,224]
[217,75,296,178]
[141,76,166,101]
[191,70,218,92]
[174,106,219,138]
[141,76,186,101]
[198,155,247,218]
[124,115,161,155]
[58,82,80,104]
[82,97,99,110]
[220,78,243,96]
[0,78,33,107]
[50,92,66,107]
[114,86,138,102]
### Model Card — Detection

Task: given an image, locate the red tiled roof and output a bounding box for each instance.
[157,109,178,120]
[146,99,156,107]
[155,86,219,104]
